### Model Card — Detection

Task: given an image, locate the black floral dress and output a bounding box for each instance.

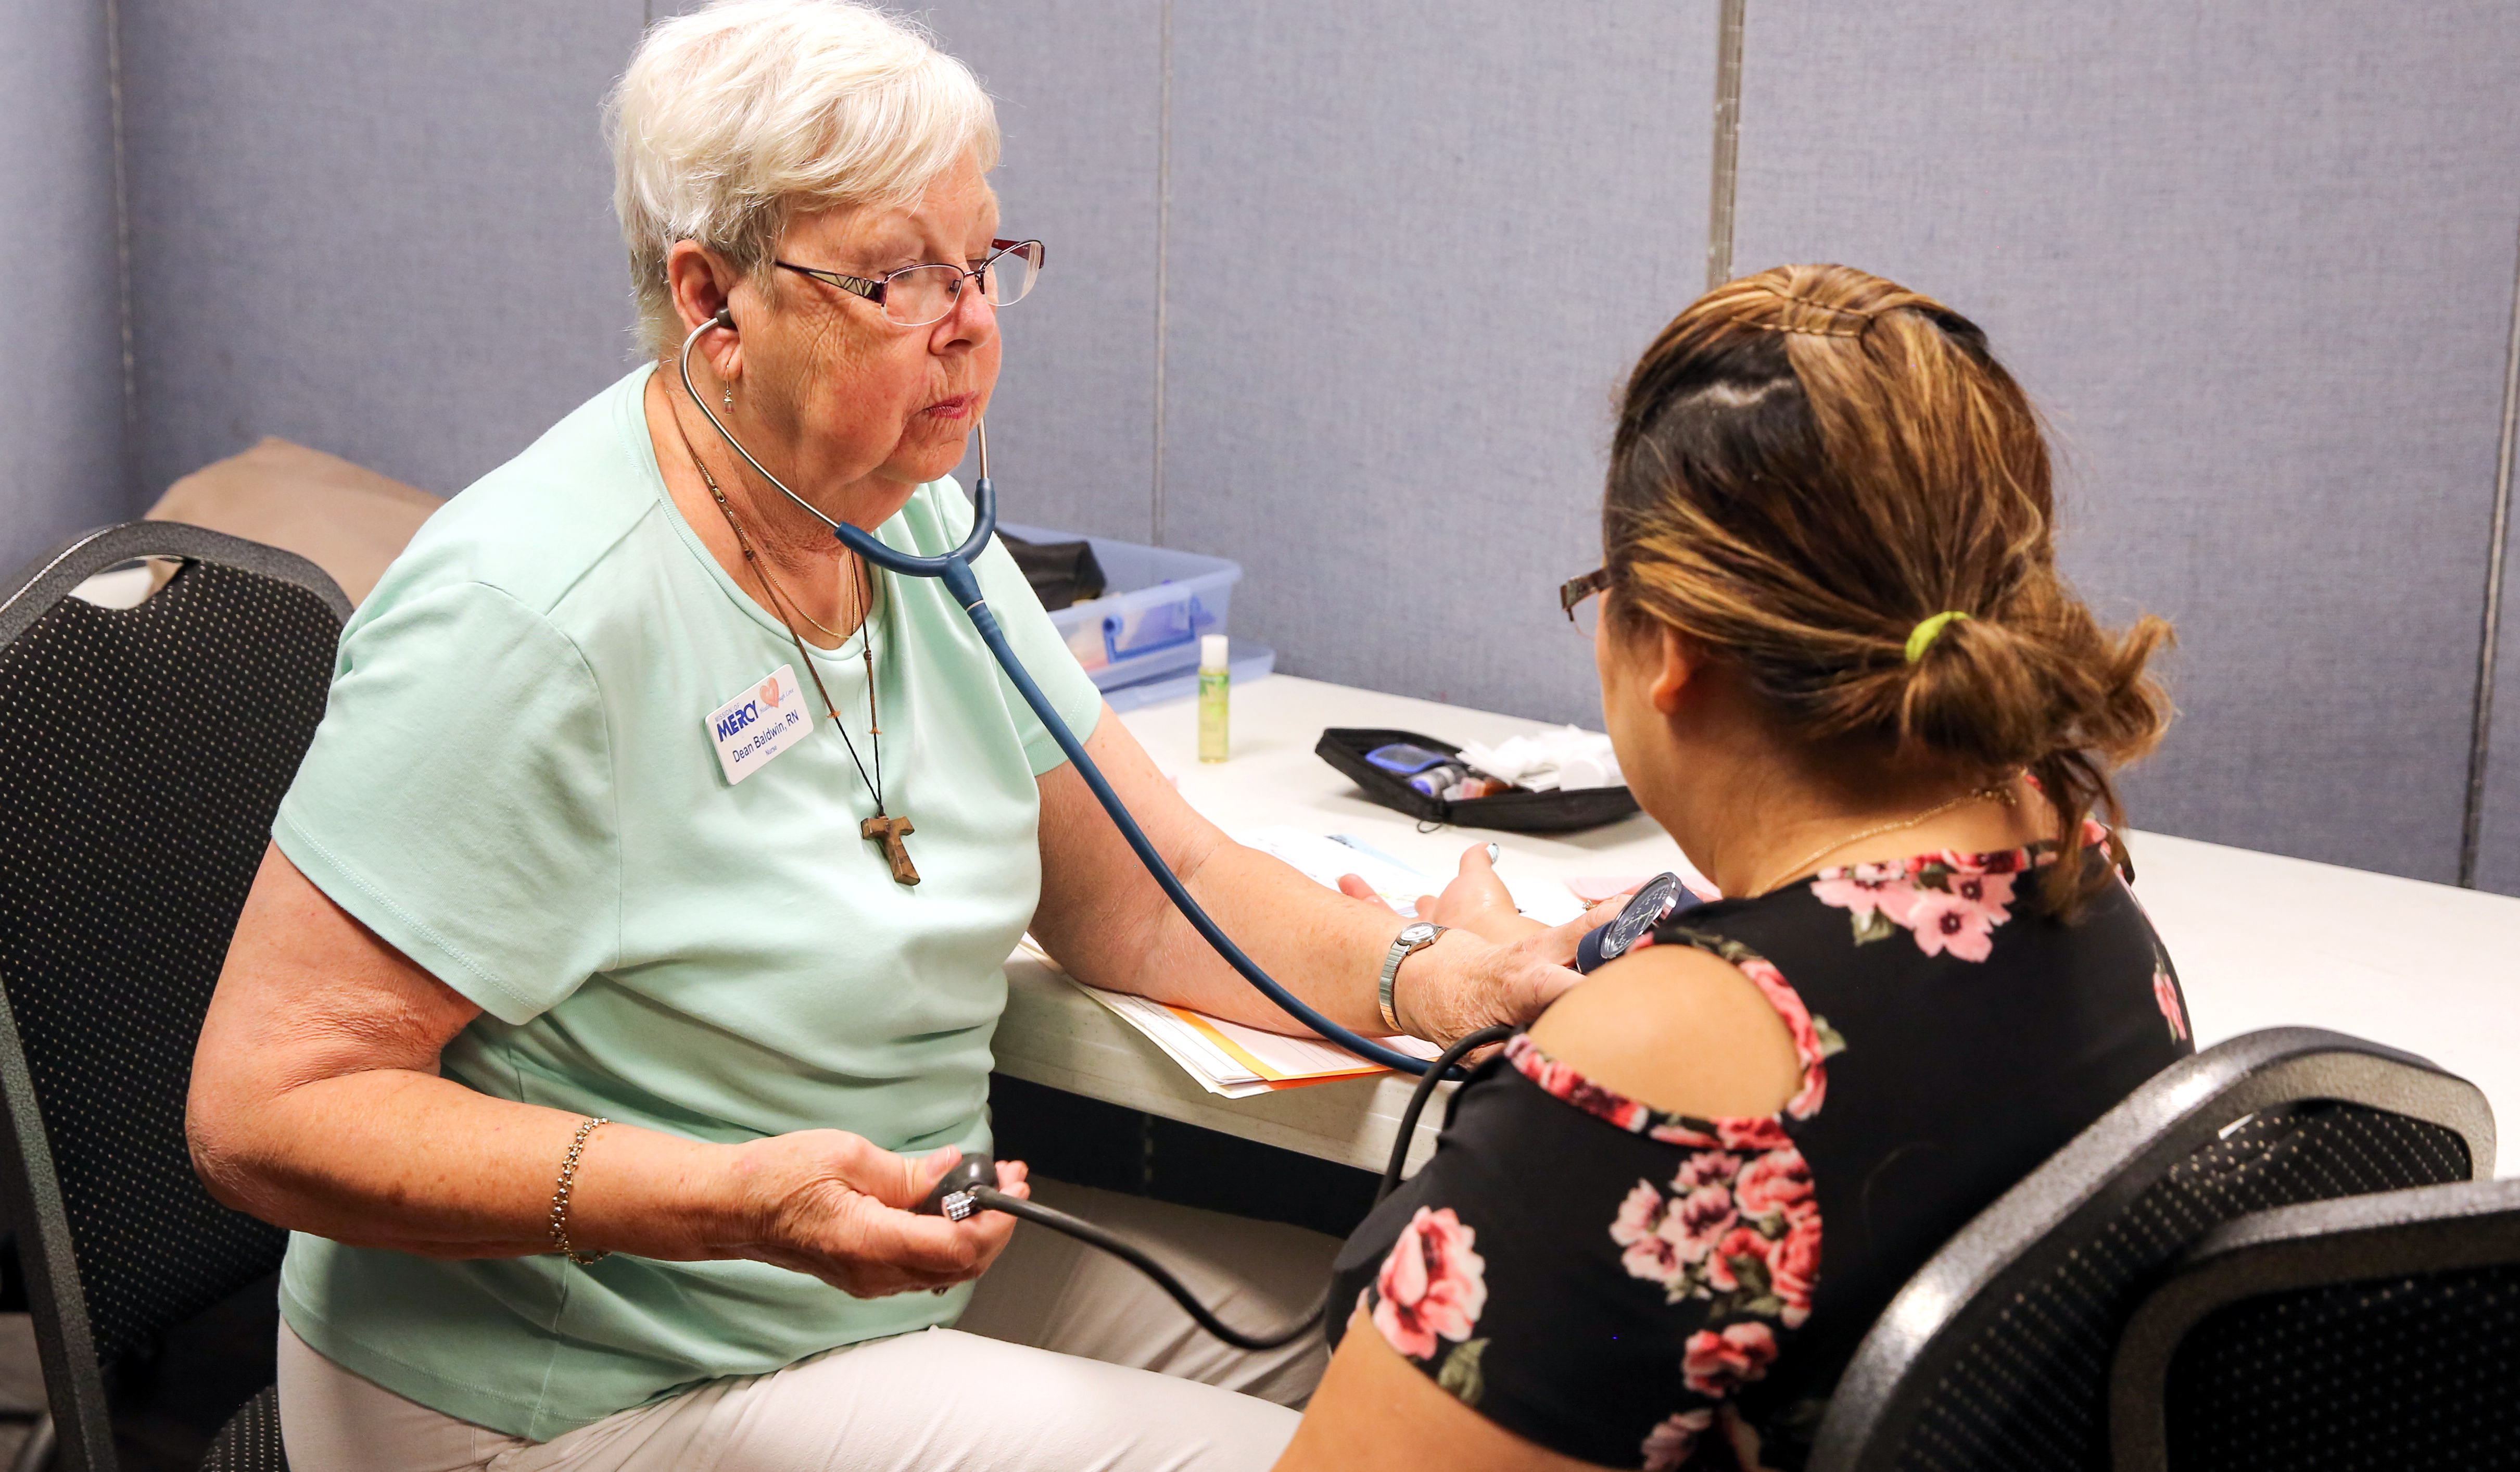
[1328,834,2193,1470]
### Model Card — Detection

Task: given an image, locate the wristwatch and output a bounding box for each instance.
[1378,921,1447,1035]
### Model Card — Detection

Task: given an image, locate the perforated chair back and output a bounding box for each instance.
[1808,1027,2494,1472]
[2111,1176,2520,1471]
[0,523,347,1472]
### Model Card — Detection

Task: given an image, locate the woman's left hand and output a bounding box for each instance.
[1384,907,1626,1043]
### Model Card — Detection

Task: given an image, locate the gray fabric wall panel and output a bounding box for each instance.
[925,1,1164,543]
[120,0,644,502]
[1729,3,2520,884]
[1160,2,1716,724]
[2481,463,2520,896]
[1,0,128,571]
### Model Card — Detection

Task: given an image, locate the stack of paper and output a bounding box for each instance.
[1079,984,1442,1098]
[1015,826,1511,1097]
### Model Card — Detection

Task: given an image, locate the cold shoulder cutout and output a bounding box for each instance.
[1526,940,1803,1123]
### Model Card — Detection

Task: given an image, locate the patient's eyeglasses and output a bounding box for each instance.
[774,238,1045,328]
[1561,568,1613,640]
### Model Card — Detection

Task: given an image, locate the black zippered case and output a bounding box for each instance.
[1314,726,1641,834]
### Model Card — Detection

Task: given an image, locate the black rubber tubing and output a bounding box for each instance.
[957,1023,1519,1350]
[966,1186,1324,1350]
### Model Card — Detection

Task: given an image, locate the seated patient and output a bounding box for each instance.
[1282,265,2188,1472]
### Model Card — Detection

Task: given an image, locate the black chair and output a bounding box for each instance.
[0,523,347,1472]
[1808,1026,2494,1472]
[2110,1175,2520,1471]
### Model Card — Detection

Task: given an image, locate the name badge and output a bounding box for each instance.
[707,665,812,784]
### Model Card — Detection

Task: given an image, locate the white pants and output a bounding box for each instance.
[278,1180,1336,1472]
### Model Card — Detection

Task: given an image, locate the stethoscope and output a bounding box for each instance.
[681,307,1451,1076]
[680,309,1694,1343]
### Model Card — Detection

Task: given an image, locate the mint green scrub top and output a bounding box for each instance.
[271,366,1105,1440]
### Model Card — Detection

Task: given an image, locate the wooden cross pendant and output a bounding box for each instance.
[863,814,920,886]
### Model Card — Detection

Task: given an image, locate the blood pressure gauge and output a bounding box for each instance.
[1574,871,1699,974]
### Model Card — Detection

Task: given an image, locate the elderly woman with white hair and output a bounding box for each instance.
[181,3,1601,1468]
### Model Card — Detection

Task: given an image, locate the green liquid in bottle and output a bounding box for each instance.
[1198,667,1230,763]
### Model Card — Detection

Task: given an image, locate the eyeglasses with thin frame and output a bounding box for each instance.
[1561,567,1613,639]
[774,238,1045,328]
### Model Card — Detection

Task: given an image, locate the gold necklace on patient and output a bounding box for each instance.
[674,412,920,887]
[1749,783,2016,899]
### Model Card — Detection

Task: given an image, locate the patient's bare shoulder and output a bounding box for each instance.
[1523,939,1802,1120]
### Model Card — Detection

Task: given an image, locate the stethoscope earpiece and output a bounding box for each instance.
[712,306,736,332]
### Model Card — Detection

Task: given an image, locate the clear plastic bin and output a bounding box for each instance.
[1102,641,1276,712]
[1000,522,1242,691]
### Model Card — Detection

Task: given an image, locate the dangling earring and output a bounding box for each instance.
[723,384,735,409]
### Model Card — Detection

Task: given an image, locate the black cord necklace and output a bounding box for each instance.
[672,408,918,886]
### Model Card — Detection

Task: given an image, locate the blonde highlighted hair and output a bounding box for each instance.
[1605,264,2173,909]
[608,0,999,358]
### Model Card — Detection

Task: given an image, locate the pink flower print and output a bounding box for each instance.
[1901,887,1999,962]
[1785,1066,1829,1121]
[1612,1180,1686,1290]
[1567,1078,1651,1132]
[1642,1409,1715,1471]
[1649,1120,1721,1149]
[1809,867,1920,926]
[1510,1037,1649,1131]
[2154,968,2188,1042]
[1703,1225,1774,1293]
[1682,1321,1779,1397]
[1373,1207,1487,1362]
[1733,958,1831,1117]
[1768,1212,1822,1328]
[1721,1408,1789,1472]
[1668,1184,1741,1265]
[1673,1149,1740,1192]
[1945,868,2016,919]
[1734,1147,1816,1223]
[1737,960,1823,1065]
[1717,1116,1793,1153]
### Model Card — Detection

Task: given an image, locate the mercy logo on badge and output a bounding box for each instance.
[707,664,812,784]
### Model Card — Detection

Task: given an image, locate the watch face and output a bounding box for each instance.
[1400,921,1440,946]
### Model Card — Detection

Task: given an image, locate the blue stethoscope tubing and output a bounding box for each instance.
[680,313,1446,1077]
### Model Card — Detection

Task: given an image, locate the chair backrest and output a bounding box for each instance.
[1808,1027,2494,1472]
[0,522,347,1472]
[2110,1175,2520,1472]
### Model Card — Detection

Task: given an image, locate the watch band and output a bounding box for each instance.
[1377,923,1446,1035]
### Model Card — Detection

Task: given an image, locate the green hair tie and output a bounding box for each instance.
[1904,610,1971,663]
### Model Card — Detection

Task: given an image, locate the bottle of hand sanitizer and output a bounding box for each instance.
[1198,634,1230,764]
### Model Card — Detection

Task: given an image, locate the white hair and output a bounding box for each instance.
[607,0,999,358]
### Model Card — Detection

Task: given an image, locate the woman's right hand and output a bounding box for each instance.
[1339,842,1630,949]
[713,1136,1028,1298]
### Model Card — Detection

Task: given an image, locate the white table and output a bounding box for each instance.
[991,675,2520,1177]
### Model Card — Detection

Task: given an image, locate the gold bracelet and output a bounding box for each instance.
[548,1116,611,1266]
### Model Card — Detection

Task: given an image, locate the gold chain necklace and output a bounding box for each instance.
[742,539,866,642]
[670,407,919,886]
[1749,783,2016,898]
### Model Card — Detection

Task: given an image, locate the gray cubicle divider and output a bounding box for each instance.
[26,0,2520,894]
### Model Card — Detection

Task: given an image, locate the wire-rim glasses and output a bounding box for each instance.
[774,238,1045,328]
[1561,567,1614,639]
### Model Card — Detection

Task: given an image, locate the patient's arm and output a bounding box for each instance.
[1273,945,1801,1471]
[1033,706,1606,1042]
[1278,1308,1602,1472]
